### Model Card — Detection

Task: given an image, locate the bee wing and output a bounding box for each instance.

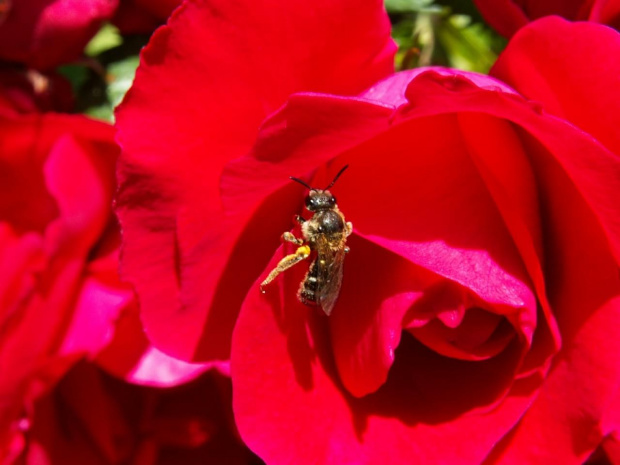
[315,235,346,316]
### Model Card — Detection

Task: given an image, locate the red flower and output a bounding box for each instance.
[12,361,260,465]
[473,0,620,38]
[0,69,220,464]
[115,1,620,463]
[0,0,118,70]
[115,0,395,362]
[0,110,127,461]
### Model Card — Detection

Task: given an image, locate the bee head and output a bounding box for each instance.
[305,190,336,211]
[290,165,349,211]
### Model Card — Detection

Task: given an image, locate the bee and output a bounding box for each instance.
[260,165,353,316]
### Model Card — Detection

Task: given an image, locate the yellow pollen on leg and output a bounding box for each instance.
[296,245,311,256]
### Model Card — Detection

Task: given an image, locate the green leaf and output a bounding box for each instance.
[106,55,140,110]
[389,0,506,72]
[436,14,505,73]
[385,0,442,13]
[85,23,122,57]
[82,54,140,122]
[85,103,115,122]
[57,64,89,92]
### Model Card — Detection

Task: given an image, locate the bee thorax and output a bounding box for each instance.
[318,210,345,234]
[303,210,345,239]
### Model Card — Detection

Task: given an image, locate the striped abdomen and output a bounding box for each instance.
[298,259,320,306]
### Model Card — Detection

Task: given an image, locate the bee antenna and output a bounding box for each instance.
[324,165,349,190]
[290,176,313,191]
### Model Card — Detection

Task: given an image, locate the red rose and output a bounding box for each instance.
[473,0,620,38]
[115,0,395,362]
[115,1,620,463]
[0,0,118,70]
[0,110,127,461]
[14,360,259,465]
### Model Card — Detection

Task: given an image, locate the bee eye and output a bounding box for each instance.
[330,196,336,205]
[305,196,314,209]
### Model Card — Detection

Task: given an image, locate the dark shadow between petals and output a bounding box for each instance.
[347,331,524,440]
[192,182,302,361]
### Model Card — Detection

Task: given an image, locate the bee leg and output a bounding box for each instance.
[294,215,306,224]
[282,231,303,245]
[260,245,311,293]
[345,221,353,237]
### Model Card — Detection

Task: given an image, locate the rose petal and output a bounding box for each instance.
[340,114,537,319]
[0,115,117,384]
[517,0,590,19]
[328,236,432,397]
[112,0,180,34]
[472,0,608,38]
[486,299,620,464]
[601,391,620,448]
[111,0,162,35]
[116,0,395,361]
[56,277,131,358]
[360,67,519,107]
[133,0,180,19]
[43,133,116,255]
[221,94,395,214]
[0,117,59,234]
[410,313,509,359]
[96,303,213,387]
[482,137,620,463]
[0,70,74,115]
[398,67,620,313]
[590,0,620,26]
[601,433,620,464]
[0,225,44,318]
[0,0,119,70]
[232,255,542,464]
[0,113,118,457]
[221,75,539,396]
[472,0,529,37]
[491,17,620,155]
[24,362,256,464]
